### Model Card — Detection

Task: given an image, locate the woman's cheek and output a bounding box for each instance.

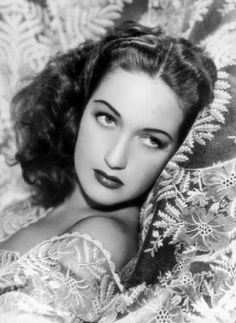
[134,155,169,187]
[130,162,158,189]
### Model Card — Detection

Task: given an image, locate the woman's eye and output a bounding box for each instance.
[141,136,163,150]
[94,112,116,127]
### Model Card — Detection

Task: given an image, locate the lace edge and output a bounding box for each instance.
[21,231,125,292]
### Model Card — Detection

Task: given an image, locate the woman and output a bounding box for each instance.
[0,22,216,322]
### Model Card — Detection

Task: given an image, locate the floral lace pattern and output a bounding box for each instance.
[0,198,138,323]
[0,232,125,322]
[0,1,236,322]
[122,159,236,322]
[202,161,236,201]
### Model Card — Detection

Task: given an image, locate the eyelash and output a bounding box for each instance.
[93,110,116,127]
[92,110,166,151]
[141,136,165,151]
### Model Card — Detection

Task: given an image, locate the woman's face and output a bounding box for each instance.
[74,69,184,206]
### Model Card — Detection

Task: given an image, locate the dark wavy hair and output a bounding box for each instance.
[11,21,217,208]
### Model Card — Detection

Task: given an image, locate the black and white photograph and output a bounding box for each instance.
[0,1,235,322]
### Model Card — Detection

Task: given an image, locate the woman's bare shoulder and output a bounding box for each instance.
[69,216,138,271]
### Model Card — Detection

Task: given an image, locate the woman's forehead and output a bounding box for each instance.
[89,69,184,137]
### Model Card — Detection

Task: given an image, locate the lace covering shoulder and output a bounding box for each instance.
[0,232,125,322]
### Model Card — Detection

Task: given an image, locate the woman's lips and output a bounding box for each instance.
[94,169,124,189]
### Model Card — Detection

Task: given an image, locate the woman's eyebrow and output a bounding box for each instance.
[94,99,173,141]
[94,99,121,117]
[143,128,173,141]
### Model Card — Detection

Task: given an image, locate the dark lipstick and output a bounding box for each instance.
[94,169,124,189]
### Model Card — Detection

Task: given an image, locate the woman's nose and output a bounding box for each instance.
[104,137,128,170]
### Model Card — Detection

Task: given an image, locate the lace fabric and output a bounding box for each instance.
[0,231,128,322]
[0,2,235,322]
[0,198,137,322]
[0,197,52,242]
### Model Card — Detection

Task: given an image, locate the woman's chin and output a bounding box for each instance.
[85,191,124,209]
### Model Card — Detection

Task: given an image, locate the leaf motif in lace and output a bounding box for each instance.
[0,250,19,269]
[0,232,124,322]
